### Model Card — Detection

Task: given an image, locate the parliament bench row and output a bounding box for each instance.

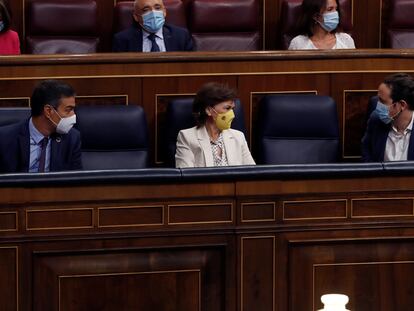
[19,0,414,54]
[0,94,372,169]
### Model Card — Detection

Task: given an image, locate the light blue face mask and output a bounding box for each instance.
[375,101,393,124]
[320,11,339,32]
[141,10,165,33]
[0,21,4,32]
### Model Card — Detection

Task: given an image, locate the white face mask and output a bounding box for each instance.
[49,107,76,134]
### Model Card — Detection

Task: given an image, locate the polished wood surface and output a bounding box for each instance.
[1,50,414,164]
[1,169,414,310]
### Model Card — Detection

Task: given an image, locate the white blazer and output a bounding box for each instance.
[175,126,256,168]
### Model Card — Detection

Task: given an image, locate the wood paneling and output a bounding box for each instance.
[240,202,276,223]
[283,199,347,221]
[2,171,414,310]
[168,202,233,225]
[0,247,18,311]
[26,208,94,231]
[288,237,414,311]
[0,212,18,232]
[0,97,30,107]
[33,247,225,311]
[241,236,275,311]
[351,198,414,218]
[59,270,200,311]
[98,205,164,227]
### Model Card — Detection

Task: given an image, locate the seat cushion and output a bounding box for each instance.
[75,105,149,170]
[0,108,30,127]
[189,0,261,51]
[27,0,98,35]
[257,95,340,164]
[26,37,99,54]
[192,33,260,51]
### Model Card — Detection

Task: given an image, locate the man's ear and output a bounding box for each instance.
[43,105,53,118]
[400,100,408,110]
[133,12,140,23]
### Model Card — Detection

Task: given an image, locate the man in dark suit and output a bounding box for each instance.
[362,73,414,162]
[0,80,82,173]
[112,0,193,52]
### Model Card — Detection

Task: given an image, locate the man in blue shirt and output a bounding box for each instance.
[112,0,193,52]
[0,80,82,173]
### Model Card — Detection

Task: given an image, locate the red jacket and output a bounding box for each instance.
[0,30,20,55]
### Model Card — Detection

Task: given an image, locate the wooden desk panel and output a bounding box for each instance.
[0,171,413,310]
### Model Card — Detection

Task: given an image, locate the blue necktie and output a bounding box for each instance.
[148,33,160,52]
[38,137,48,172]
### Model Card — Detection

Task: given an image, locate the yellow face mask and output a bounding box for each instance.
[212,108,235,131]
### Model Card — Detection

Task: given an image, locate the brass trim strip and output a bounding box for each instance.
[342,89,377,159]
[350,197,414,219]
[97,205,164,228]
[167,202,234,225]
[240,202,276,223]
[240,236,275,311]
[154,92,196,164]
[312,260,414,311]
[282,199,348,221]
[58,269,201,311]
[0,211,18,232]
[25,208,94,231]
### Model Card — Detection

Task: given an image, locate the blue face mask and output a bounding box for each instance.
[375,101,393,124]
[0,21,4,32]
[141,10,165,33]
[320,11,339,32]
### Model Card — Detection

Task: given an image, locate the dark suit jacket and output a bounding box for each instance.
[112,23,193,52]
[0,119,83,173]
[361,113,414,162]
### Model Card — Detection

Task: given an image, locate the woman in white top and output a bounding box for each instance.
[288,0,355,50]
[175,82,255,168]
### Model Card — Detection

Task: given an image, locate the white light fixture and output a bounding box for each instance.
[318,294,350,311]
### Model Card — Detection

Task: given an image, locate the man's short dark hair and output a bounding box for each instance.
[31,80,76,117]
[193,82,237,126]
[388,74,414,110]
[0,1,12,33]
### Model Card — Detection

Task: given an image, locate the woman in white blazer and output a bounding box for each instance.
[175,82,255,168]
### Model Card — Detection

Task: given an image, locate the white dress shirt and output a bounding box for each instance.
[384,113,414,161]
